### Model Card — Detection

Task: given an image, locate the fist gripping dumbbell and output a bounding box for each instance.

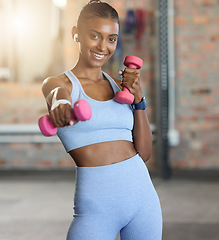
[38,99,92,137]
[115,55,143,104]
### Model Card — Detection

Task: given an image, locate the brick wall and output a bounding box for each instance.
[0,83,45,124]
[170,0,219,169]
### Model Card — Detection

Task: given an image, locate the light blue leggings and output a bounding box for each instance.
[67,154,162,240]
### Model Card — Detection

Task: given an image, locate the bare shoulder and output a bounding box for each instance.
[42,73,67,87]
[42,73,70,96]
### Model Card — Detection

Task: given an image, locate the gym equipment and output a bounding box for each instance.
[38,99,92,136]
[115,55,143,104]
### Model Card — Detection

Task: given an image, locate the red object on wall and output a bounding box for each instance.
[135,9,146,41]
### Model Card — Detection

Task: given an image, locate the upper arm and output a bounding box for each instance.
[42,76,62,99]
[41,76,71,108]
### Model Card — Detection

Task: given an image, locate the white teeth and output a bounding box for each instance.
[93,53,105,58]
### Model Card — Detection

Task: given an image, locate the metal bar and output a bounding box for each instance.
[0,124,40,134]
[0,124,59,143]
[168,0,180,147]
[154,0,171,179]
[0,135,60,143]
[154,0,163,169]
[160,0,171,179]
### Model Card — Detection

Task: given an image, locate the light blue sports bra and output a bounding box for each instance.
[57,70,134,152]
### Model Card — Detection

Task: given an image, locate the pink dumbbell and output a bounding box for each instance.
[38,99,92,137]
[115,55,143,104]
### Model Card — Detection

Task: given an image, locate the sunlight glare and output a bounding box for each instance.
[12,14,30,34]
[53,0,67,9]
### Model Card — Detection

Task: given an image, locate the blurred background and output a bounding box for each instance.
[0,0,219,239]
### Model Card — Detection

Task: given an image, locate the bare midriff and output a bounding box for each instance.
[68,140,137,167]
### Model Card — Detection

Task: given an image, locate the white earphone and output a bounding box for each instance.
[74,34,79,42]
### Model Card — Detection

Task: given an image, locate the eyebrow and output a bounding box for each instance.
[90,29,118,37]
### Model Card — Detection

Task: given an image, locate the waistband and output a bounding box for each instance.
[76,153,147,177]
[74,153,152,199]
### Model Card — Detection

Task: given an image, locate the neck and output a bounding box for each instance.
[72,58,103,81]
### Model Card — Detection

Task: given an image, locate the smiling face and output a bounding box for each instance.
[77,17,119,68]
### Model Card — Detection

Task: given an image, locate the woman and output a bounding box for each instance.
[42,1,162,239]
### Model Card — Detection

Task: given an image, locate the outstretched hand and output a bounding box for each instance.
[49,104,78,128]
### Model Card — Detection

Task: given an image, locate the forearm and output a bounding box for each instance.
[132,109,152,162]
[118,66,152,161]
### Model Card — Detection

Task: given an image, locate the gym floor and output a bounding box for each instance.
[0,169,219,240]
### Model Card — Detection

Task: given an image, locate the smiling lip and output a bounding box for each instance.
[91,51,108,60]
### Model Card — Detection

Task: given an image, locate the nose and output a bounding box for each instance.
[97,39,107,52]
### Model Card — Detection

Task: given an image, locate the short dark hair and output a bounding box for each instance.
[77,0,120,30]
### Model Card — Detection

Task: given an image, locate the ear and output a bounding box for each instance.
[71,26,79,42]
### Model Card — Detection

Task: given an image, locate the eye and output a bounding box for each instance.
[90,34,99,40]
[109,37,117,43]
